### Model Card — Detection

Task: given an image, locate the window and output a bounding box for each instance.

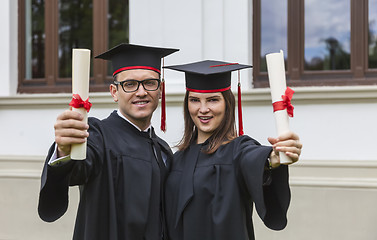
[18,0,129,93]
[253,0,377,87]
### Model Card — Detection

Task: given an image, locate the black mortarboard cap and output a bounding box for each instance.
[164,60,252,92]
[95,43,179,76]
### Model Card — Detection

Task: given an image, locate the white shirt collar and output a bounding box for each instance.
[116,109,152,133]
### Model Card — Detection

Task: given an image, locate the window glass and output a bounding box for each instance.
[19,0,130,93]
[25,0,45,79]
[369,0,377,68]
[108,0,129,48]
[58,0,93,78]
[304,0,350,71]
[107,0,129,76]
[260,0,287,72]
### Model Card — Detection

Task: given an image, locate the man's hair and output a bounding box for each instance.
[112,74,119,89]
[176,89,237,154]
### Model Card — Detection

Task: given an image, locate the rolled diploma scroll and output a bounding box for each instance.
[266,50,292,164]
[70,49,91,160]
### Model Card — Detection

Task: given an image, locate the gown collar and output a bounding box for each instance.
[116,109,152,133]
[110,111,154,139]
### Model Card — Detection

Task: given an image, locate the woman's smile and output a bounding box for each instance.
[198,115,213,123]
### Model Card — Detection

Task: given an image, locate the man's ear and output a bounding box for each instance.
[110,84,119,102]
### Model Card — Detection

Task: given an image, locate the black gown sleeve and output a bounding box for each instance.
[236,136,290,230]
[38,143,74,222]
[38,117,104,222]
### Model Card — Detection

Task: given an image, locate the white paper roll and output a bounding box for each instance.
[266,50,292,164]
[70,49,91,160]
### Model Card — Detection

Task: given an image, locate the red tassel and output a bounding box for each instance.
[161,79,166,132]
[160,58,167,132]
[237,71,243,136]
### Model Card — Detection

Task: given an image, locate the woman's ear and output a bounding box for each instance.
[110,84,119,102]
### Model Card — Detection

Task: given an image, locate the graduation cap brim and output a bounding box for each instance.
[95,43,179,76]
[164,60,252,92]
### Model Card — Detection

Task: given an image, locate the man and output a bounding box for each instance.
[38,43,179,240]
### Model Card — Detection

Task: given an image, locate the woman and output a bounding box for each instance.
[164,60,302,240]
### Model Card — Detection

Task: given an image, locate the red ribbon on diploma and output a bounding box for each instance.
[69,94,92,112]
[272,87,295,117]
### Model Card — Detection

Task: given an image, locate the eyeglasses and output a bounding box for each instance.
[114,79,161,93]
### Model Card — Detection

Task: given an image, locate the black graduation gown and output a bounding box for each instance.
[38,110,173,240]
[165,135,290,240]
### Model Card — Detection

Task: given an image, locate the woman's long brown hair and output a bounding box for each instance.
[176,89,238,154]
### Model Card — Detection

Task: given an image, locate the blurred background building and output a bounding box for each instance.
[1,0,377,239]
